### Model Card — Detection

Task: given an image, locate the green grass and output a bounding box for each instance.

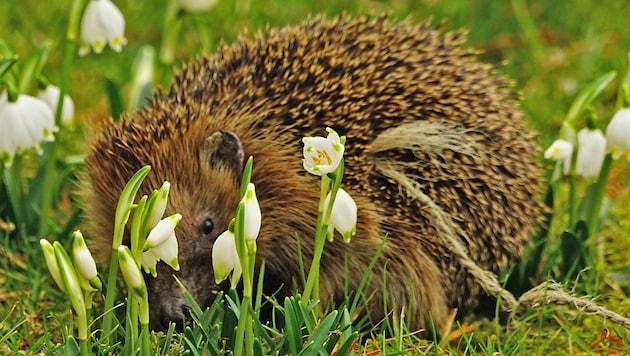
[2,0,630,354]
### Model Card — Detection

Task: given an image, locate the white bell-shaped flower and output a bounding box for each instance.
[606,108,630,161]
[242,183,261,241]
[0,92,56,166]
[71,230,101,290]
[576,128,606,179]
[141,214,181,276]
[40,239,66,292]
[118,245,145,291]
[212,230,242,287]
[302,127,344,176]
[79,0,127,56]
[37,85,75,126]
[544,139,573,175]
[323,188,357,242]
[179,0,218,13]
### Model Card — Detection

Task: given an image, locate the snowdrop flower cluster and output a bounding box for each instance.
[79,0,127,56]
[139,182,182,277]
[41,231,101,311]
[212,183,261,287]
[302,127,357,241]
[0,91,57,167]
[545,108,630,179]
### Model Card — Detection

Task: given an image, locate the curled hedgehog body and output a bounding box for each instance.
[84,15,543,331]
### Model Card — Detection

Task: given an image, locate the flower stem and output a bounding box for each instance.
[158,0,181,84]
[582,154,613,234]
[38,0,87,238]
[77,308,89,356]
[302,174,331,305]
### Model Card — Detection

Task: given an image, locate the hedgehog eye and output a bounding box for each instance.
[201,218,214,237]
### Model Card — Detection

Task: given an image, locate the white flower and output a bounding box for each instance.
[544,139,573,161]
[576,128,606,179]
[118,245,145,291]
[324,188,357,242]
[144,213,181,249]
[302,127,344,176]
[178,0,218,13]
[71,230,101,290]
[79,0,127,56]
[40,239,66,292]
[0,92,56,167]
[212,230,242,287]
[141,214,181,276]
[606,108,630,161]
[37,85,75,126]
[544,139,573,175]
[242,183,261,241]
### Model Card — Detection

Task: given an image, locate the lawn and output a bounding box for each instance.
[1,0,630,354]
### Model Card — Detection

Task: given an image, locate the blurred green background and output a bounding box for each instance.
[2,0,630,146]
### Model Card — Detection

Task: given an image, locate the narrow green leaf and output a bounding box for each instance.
[105,78,124,121]
[565,71,617,126]
[0,56,17,81]
[18,41,51,94]
[300,310,337,355]
[283,296,302,355]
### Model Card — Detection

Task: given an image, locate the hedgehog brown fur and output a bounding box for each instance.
[83,14,544,331]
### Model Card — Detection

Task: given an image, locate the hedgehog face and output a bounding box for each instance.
[145,130,245,330]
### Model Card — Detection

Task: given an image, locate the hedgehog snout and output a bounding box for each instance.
[158,297,192,331]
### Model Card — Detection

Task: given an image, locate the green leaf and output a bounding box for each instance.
[240,156,254,198]
[565,71,617,126]
[113,165,151,248]
[128,45,155,111]
[18,41,51,94]
[283,296,303,355]
[0,56,17,81]
[300,310,337,356]
[62,334,80,356]
[105,78,124,121]
[559,226,588,281]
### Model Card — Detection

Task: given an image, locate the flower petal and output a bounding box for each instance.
[242,183,261,241]
[212,230,241,286]
[324,188,358,242]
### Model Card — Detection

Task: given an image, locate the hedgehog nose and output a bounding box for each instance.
[160,301,193,331]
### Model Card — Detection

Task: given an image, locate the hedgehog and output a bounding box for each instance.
[82,15,544,331]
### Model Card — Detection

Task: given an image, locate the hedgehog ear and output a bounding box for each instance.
[202,131,244,177]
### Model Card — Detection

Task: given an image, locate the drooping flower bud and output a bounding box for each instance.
[212,230,242,288]
[324,188,358,242]
[242,183,261,241]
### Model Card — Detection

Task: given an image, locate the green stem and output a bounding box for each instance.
[159,0,182,84]
[102,167,150,343]
[139,293,151,356]
[246,246,255,356]
[233,205,250,356]
[583,154,613,235]
[77,305,88,356]
[302,175,331,305]
[234,294,251,356]
[38,0,87,238]
[4,156,26,235]
[568,170,577,228]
